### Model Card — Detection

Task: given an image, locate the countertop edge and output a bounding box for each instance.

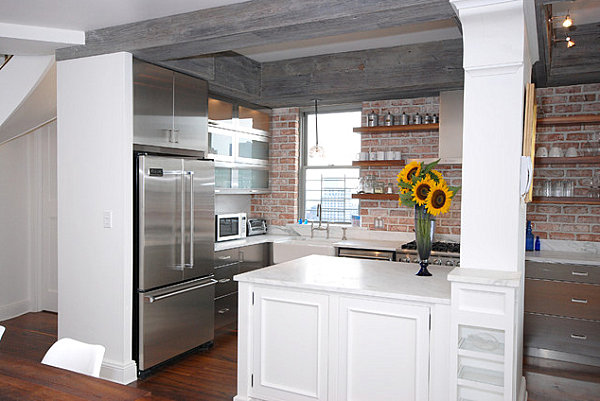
[447,267,522,287]
[234,275,451,305]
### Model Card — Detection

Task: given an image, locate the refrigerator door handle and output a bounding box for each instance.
[178,169,186,270]
[144,279,217,303]
[185,171,194,268]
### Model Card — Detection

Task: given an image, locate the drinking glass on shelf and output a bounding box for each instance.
[542,180,552,197]
[563,180,574,197]
[552,181,564,197]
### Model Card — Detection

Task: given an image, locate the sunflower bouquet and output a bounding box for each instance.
[397,160,460,276]
[396,160,458,215]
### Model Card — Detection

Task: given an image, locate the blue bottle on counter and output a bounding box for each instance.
[535,236,541,251]
[526,220,534,251]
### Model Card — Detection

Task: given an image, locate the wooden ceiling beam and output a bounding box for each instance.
[258,39,464,108]
[55,0,455,62]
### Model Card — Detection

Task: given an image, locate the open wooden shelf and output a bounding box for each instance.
[353,123,439,133]
[537,115,600,126]
[352,160,405,167]
[352,193,399,200]
[535,156,600,165]
[532,196,600,205]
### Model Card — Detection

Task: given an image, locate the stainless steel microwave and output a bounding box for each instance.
[216,213,247,242]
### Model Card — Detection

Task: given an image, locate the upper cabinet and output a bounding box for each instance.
[208,96,271,194]
[208,97,270,135]
[133,59,208,152]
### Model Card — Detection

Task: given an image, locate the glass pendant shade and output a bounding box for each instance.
[309,144,325,158]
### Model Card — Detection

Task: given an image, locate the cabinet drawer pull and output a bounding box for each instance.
[571,298,588,304]
[218,255,232,260]
[571,271,589,277]
[218,278,231,284]
[570,334,587,340]
[217,308,230,314]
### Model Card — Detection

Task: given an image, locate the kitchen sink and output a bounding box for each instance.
[272,238,336,264]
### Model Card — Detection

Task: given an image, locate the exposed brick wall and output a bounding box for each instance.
[360,98,462,234]
[250,108,300,225]
[528,83,600,242]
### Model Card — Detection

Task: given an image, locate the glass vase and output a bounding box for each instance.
[414,205,435,276]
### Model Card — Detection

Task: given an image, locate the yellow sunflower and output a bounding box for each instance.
[398,161,421,184]
[428,169,445,184]
[412,177,434,206]
[425,182,453,216]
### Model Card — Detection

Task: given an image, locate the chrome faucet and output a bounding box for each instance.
[311,204,330,238]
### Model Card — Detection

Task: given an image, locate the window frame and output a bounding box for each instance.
[299,103,362,224]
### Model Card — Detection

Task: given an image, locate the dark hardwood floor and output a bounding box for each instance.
[0,311,238,401]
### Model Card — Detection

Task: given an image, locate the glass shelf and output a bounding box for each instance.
[458,365,503,388]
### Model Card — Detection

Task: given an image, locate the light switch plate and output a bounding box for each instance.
[103,210,113,228]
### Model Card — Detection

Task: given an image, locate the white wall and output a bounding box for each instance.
[57,52,135,384]
[0,120,57,320]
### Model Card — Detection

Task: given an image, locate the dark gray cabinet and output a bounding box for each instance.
[133,59,208,152]
[213,242,271,330]
[524,261,600,367]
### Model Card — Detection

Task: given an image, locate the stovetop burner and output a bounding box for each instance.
[401,241,460,254]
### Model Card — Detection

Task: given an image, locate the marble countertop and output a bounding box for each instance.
[234,255,451,304]
[332,239,407,252]
[526,250,600,266]
[215,234,296,252]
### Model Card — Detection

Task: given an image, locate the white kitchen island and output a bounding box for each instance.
[233,255,452,401]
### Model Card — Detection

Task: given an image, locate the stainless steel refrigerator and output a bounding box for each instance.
[134,148,215,374]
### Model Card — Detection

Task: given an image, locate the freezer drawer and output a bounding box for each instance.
[138,278,216,371]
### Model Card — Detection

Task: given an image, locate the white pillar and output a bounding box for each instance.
[452,0,538,272]
[57,52,135,384]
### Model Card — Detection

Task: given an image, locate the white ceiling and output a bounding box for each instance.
[0,0,250,31]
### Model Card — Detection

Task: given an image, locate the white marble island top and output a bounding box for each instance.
[234,254,451,304]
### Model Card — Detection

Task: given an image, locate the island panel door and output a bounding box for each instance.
[338,297,430,401]
[251,286,330,401]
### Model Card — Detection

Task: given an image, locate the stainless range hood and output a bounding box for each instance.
[438,90,464,164]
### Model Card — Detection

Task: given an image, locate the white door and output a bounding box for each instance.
[251,286,329,401]
[338,297,430,401]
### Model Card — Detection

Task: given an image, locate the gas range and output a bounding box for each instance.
[397,241,460,267]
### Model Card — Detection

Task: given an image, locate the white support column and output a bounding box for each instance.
[452,0,538,272]
[449,1,538,400]
[57,52,136,384]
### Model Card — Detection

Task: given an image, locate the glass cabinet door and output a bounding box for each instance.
[239,106,270,132]
[215,167,233,189]
[237,168,269,190]
[208,127,235,162]
[208,98,234,125]
[237,134,269,165]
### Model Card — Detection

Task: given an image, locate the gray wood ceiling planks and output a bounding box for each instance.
[55,0,455,62]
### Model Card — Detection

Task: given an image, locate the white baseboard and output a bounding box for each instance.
[0,299,32,321]
[518,376,527,401]
[100,358,137,385]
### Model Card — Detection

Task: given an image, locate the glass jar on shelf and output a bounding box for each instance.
[374,181,385,194]
[363,175,375,194]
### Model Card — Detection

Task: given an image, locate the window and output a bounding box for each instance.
[301,108,361,223]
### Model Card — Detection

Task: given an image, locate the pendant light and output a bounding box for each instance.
[309,99,325,159]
